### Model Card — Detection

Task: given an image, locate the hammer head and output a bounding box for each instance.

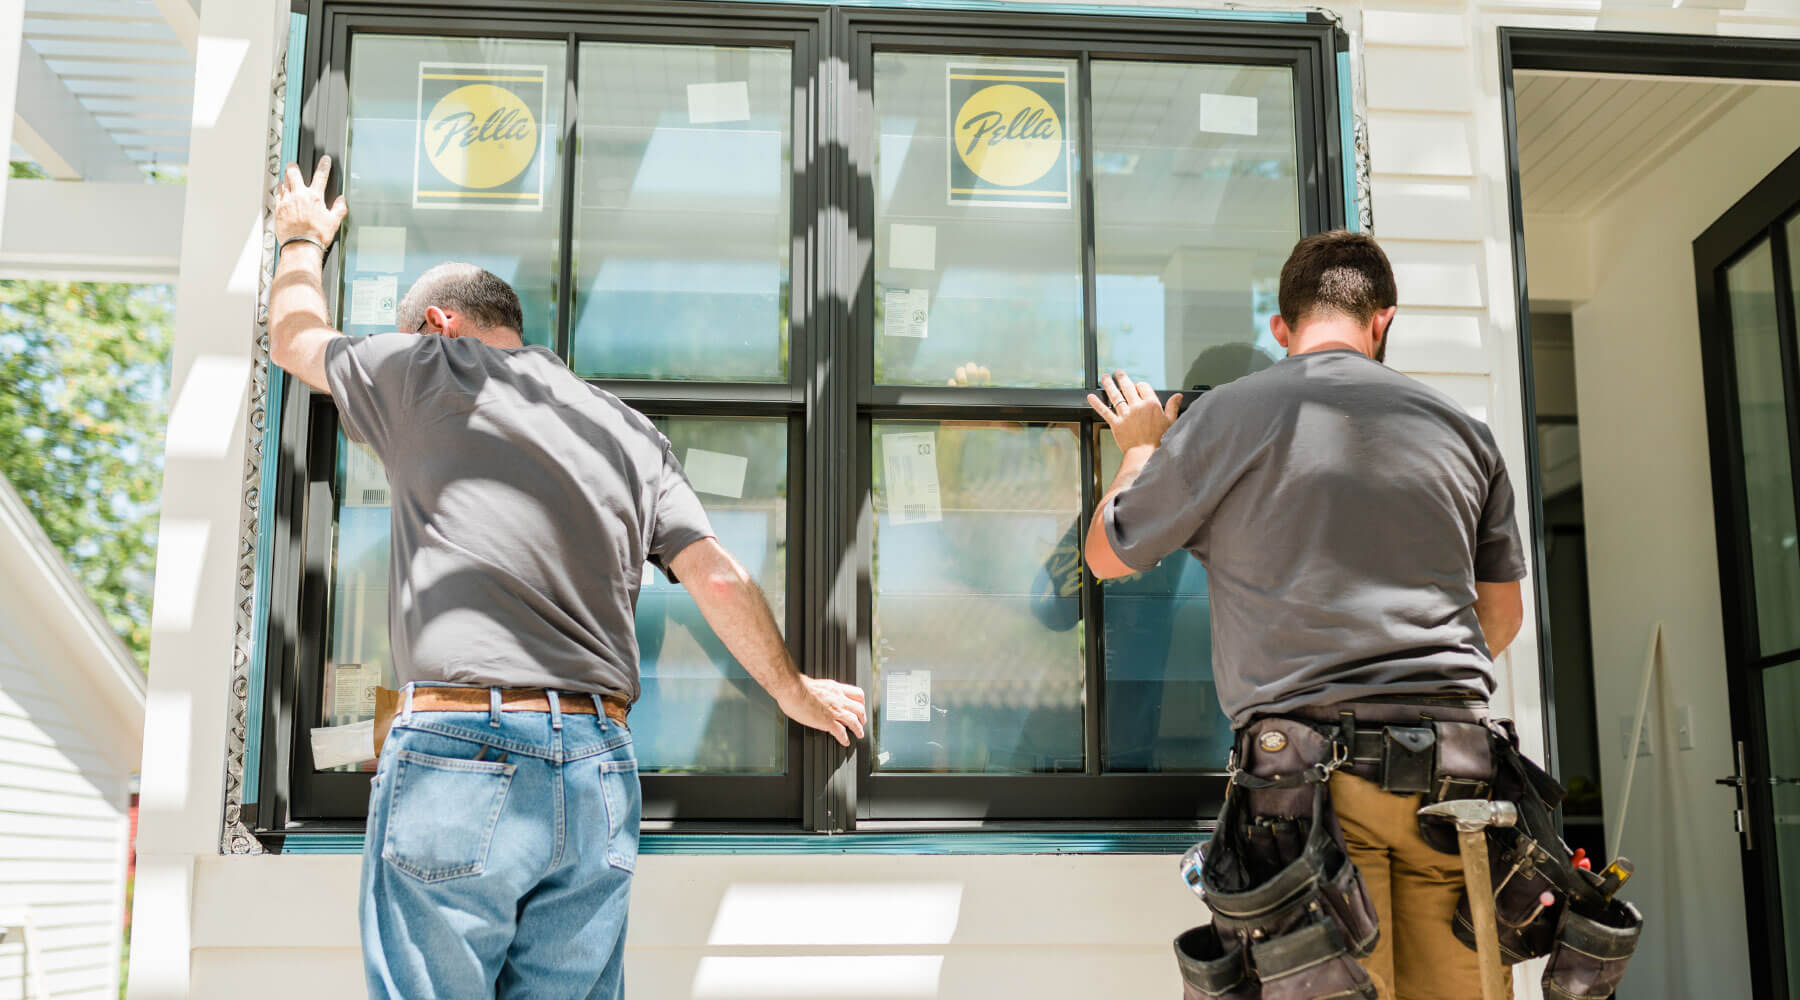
[1418,798,1519,832]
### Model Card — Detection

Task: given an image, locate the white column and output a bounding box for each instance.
[128,2,289,997]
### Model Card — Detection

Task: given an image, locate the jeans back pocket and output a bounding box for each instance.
[382,749,515,882]
[600,758,641,873]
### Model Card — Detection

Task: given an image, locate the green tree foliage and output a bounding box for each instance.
[0,281,174,670]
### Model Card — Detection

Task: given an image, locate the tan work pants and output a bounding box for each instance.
[1331,772,1510,1000]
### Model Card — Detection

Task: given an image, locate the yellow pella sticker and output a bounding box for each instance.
[413,63,549,210]
[946,64,1071,209]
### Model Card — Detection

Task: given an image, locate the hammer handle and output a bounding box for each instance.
[1457,827,1508,1000]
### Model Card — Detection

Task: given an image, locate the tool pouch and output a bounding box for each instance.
[1414,720,1495,854]
[1252,921,1377,1000]
[1174,924,1258,1000]
[1452,833,1562,963]
[1539,900,1643,1000]
[1175,719,1380,1000]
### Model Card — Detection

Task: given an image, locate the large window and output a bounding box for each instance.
[255,2,1344,844]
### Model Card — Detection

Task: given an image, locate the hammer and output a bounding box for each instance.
[1418,799,1518,1000]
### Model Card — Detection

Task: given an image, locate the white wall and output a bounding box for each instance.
[0,629,132,1000]
[179,853,1203,998]
[1548,84,1800,1000]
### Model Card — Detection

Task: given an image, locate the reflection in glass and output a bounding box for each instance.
[1097,433,1232,771]
[872,53,1084,388]
[571,44,791,381]
[320,434,395,772]
[871,421,1084,773]
[1092,61,1298,389]
[634,417,788,773]
[1728,240,1800,654]
[1759,657,1800,1000]
[342,35,566,346]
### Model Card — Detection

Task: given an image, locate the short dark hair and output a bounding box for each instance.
[397,262,524,335]
[1277,231,1397,328]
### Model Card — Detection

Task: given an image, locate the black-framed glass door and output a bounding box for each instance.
[1696,143,1800,1000]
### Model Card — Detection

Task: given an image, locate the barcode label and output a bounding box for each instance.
[342,440,392,508]
[361,489,388,506]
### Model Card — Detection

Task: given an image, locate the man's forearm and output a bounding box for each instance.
[675,542,804,704]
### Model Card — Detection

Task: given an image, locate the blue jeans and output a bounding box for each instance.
[361,686,640,999]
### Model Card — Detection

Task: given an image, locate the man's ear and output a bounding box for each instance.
[1371,306,1397,343]
[422,305,451,335]
[1270,313,1291,350]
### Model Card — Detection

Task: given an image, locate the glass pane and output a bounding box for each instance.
[1761,658,1800,1000]
[1092,61,1298,389]
[870,421,1084,772]
[635,417,788,773]
[571,44,792,381]
[1727,239,1800,654]
[872,53,1084,388]
[317,419,790,776]
[342,35,567,346]
[320,435,394,772]
[1097,433,1232,771]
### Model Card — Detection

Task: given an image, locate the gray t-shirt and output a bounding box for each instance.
[1102,349,1528,727]
[324,333,714,701]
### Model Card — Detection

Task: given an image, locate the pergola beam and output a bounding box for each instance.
[151,0,199,55]
[13,38,143,181]
[0,179,183,282]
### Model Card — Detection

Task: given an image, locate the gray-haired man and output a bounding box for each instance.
[268,156,867,998]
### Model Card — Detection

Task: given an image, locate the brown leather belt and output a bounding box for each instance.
[409,686,630,726]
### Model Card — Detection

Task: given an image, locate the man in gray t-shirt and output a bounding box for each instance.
[269,157,865,999]
[1083,232,1525,1000]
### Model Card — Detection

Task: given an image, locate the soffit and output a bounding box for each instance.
[1515,70,1755,219]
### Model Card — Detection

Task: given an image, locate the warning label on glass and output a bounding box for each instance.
[882,430,942,525]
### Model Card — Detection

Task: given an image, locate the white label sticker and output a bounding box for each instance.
[687,81,751,124]
[684,447,749,499]
[888,223,937,272]
[886,670,932,723]
[342,440,391,507]
[882,430,942,525]
[349,275,398,326]
[882,288,930,339]
[1199,93,1259,137]
[333,662,378,720]
[310,719,377,769]
[353,226,407,273]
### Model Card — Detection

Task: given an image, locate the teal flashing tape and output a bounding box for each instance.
[280,830,1206,855]
[729,0,1307,20]
[244,12,308,807]
[1337,50,1358,232]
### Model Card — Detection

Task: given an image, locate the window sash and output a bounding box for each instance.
[255,0,1343,841]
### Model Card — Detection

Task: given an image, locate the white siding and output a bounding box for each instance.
[0,636,130,1000]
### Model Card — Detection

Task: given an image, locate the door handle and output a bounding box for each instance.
[1720,740,1754,851]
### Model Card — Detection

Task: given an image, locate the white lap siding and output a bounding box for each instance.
[0,641,131,1000]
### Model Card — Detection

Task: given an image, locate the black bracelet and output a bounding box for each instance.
[280,235,327,255]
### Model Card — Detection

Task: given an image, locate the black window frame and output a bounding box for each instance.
[250,0,1344,845]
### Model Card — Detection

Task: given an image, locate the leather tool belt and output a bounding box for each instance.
[1174,704,1643,1000]
[372,686,630,758]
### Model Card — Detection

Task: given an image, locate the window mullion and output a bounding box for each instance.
[553,34,579,360]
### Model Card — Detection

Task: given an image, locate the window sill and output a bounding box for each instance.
[271,829,1207,856]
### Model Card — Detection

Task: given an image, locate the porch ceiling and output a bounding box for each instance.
[14,0,197,181]
[1515,70,1756,220]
